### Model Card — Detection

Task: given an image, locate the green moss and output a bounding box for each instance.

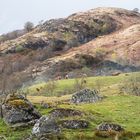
[7,99,29,108]
[15,45,24,52]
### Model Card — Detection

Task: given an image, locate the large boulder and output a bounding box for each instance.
[96,123,124,132]
[60,120,89,129]
[49,108,83,118]
[2,94,41,127]
[71,88,102,104]
[32,115,61,136]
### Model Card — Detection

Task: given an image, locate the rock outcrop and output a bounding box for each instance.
[49,108,83,118]
[32,115,61,136]
[96,123,124,132]
[2,94,41,127]
[71,88,102,104]
[60,120,89,129]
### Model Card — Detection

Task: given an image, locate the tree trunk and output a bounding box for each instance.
[0,104,3,118]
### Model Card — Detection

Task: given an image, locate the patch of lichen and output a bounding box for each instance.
[7,99,30,108]
[6,94,21,101]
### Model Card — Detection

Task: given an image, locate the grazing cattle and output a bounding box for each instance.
[55,75,62,80]
[65,74,69,79]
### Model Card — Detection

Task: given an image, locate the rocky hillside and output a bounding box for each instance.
[0,7,140,90]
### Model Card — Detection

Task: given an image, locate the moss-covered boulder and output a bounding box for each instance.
[60,120,89,129]
[49,108,83,118]
[95,123,124,137]
[71,88,102,104]
[96,123,124,132]
[2,94,41,127]
[32,115,61,137]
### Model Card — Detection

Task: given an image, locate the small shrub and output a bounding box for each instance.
[42,80,57,96]
[73,77,87,91]
[94,48,106,60]
[24,21,34,32]
[101,23,110,33]
[94,78,104,92]
[119,74,140,96]
[15,45,24,52]
[133,8,139,13]
[81,67,92,76]
[63,32,75,41]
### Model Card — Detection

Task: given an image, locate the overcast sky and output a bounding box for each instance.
[0,0,140,34]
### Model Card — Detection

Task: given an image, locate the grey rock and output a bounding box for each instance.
[49,108,83,118]
[50,38,67,51]
[60,120,89,129]
[71,88,102,104]
[10,119,38,128]
[2,94,41,126]
[41,103,50,109]
[96,123,124,132]
[32,115,61,136]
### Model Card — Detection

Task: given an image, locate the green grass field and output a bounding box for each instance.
[27,72,140,96]
[0,72,140,140]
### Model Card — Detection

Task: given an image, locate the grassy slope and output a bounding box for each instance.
[27,73,125,97]
[0,72,140,140]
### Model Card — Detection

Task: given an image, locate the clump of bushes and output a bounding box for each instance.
[37,80,57,96]
[73,77,87,91]
[119,74,140,96]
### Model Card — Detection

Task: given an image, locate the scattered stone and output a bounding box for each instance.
[96,123,124,132]
[60,120,89,129]
[2,94,41,126]
[41,103,56,109]
[41,103,50,109]
[71,88,102,104]
[32,115,61,136]
[49,108,83,118]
